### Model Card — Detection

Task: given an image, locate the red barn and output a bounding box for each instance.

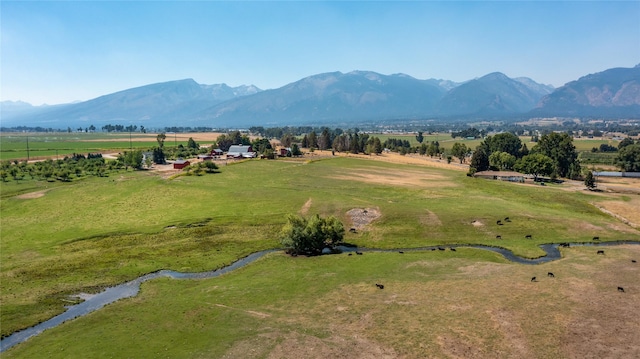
[173,159,190,169]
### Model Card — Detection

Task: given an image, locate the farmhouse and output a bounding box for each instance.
[474,170,525,183]
[279,147,292,157]
[173,159,190,169]
[227,145,256,159]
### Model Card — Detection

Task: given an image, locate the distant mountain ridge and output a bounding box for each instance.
[2,65,638,129]
[532,65,640,117]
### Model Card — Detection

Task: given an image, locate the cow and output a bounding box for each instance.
[438,247,445,251]
[504,217,511,222]
[548,272,555,278]
[593,236,600,241]
[349,228,357,233]
[450,247,456,251]
[525,234,532,239]
[497,220,503,225]
[398,251,404,254]
[632,260,637,263]
[355,251,363,255]
[618,287,625,293]
[376,283,384,289]
[597,250,605,255]
[496,235,502,239]
[531,277,537,282]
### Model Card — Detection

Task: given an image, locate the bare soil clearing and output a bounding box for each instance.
[15,190,48,199]
[347,208,382,230]
[331,167,454,189]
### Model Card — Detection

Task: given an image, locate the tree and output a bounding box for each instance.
[618,137,635,150]
[489,151,516,171]
[157,133,167,149]
[584,171,596,190]
[416,131,424,144]
[468,147,490,175]
[279,214,345,255]
[450,143,470,164]
[616,144,640,172]
[307,131,318,149]
[485,132,522,157]
[514,154,554,181]
[187,137,199,149]
[531,132,579,178]
[152,147,165,164]
[123,150,144,170]
[291,143,302,156]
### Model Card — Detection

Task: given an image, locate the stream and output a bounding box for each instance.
[2,241,639,352]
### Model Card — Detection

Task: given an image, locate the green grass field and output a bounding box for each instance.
[0,133,209,161]
[1,153,638,357]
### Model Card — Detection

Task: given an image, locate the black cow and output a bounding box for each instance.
[593,236,600,241]
[398,251,404,254]
[632,260,637,263]
[525,234,532,239]
[531,277,537,282]
[504,217,511,222]
[355,251,363,255]
[597,250,605,255]
[349,228,357,233]
[548,272,555,278]
[450,247,456,251]
[497,220,503,225]
[496,235,502,239]
[376,283,384,289]
[438,247,445,251]
[618,287,625,293]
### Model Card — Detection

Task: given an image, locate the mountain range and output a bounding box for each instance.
[2,65,638,129]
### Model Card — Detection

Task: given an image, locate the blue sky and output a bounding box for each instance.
[2,1,639,105]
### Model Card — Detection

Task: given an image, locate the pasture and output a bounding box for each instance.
[1,153,639,357]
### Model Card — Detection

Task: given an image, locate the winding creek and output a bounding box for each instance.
[2,241,639,352]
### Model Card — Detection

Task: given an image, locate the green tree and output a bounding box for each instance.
[485,132,522,157]
[615,144,640,172]
[451,143,470,164]
[489,151,516,171]
[157,133,166,149]
[280,214,345,255]
[514,154,554,181]
[308,131,318,149]
[531,132,580,178]
[584,171,596,190]
[187,137,199,149]
[152,147,166,164]
[416,131,424,144]
[468,147,490,175]
[618,137,635,150]
[123,150,144,170]
[291,143,302,156]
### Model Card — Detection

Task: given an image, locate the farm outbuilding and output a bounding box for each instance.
[173,159,190,169]
[474,171,525,183]
[227,145,256,159]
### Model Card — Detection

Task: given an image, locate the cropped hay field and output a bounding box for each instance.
[1,154,639,357]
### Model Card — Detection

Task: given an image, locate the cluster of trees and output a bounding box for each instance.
[215,131,252,151]
[591,138,635,153]
[468,132,581,180]
[101,124,146,133]
[451,127,485,139]
[616,141,640,172]
[279,214,345,255]
[0,154,119,182]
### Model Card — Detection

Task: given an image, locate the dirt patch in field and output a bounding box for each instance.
[471,220,484,227]
[347,208,381,230]
[300,198,312,215]
[331,168,453,189]
[15,190,48,199]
